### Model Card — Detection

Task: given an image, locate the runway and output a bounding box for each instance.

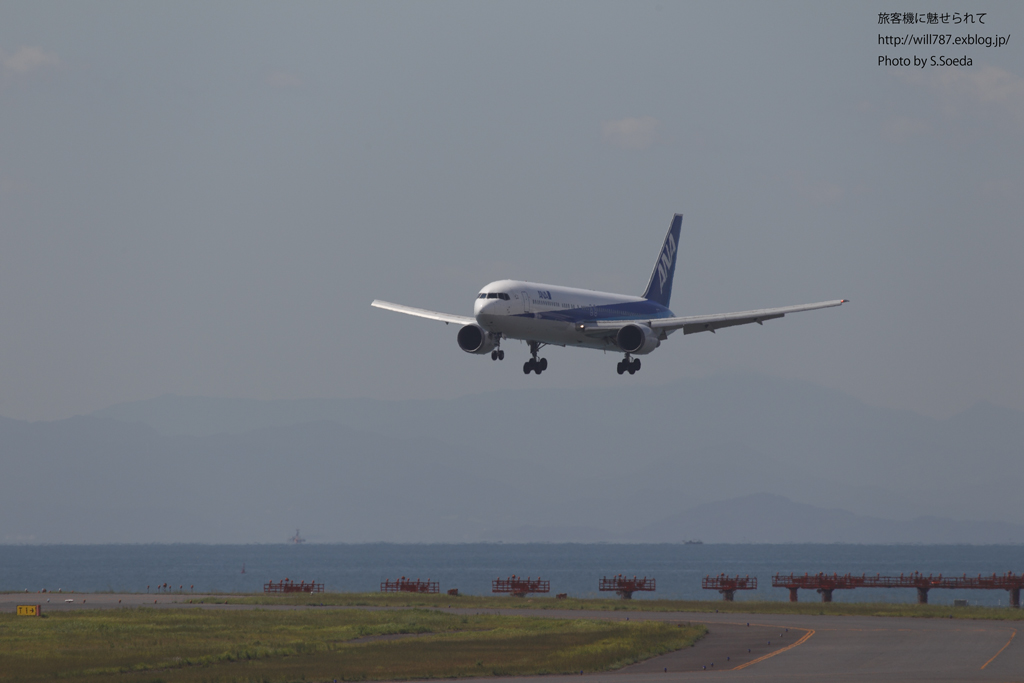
[2,594,1020,682]
[436,608,1022,683]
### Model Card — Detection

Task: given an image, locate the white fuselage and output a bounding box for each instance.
[473,279,674,350]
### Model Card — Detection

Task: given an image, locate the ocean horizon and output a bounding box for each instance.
[3,543,1022,607]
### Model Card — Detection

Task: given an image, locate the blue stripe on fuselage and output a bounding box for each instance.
[517,299,674,323]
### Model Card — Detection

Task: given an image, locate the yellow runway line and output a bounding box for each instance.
[731,628,815,671]
[980,628,1016,670]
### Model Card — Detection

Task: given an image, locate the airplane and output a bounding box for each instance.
[372,214,846,376]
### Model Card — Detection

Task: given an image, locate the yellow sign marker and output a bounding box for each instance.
[17,604,41,616]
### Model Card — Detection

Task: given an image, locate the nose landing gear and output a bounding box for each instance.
[616,355,641,375]
[490,337,505,361]
[522,341,547,375]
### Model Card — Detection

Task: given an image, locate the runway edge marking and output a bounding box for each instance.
[731,628,815,671]
[980,628,1016,670]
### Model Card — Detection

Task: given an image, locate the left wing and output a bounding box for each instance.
[371,300,475,326]
[578,299,847,335]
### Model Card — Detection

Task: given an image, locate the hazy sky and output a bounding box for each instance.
[1,1,1022,421]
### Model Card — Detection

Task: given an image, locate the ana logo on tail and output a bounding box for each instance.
[656,232,677,295]
[642,213,682,308]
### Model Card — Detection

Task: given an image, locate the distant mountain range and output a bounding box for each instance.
[3,373,1022,544]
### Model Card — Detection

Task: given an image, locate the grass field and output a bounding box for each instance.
[0,607,704,683]
[193,592,1024,621]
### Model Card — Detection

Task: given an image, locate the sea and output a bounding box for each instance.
[2,544,1022,607]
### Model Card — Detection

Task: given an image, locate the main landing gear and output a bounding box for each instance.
[523,341,548,375]
[490,349,505,361]
[617,355,641,375]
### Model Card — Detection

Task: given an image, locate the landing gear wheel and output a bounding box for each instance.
[616,360,626,375]
[627,363,637,375]
[498,350,504,360]
[632,359,641,372]
[491,350,498,361]
[525,341,546,376]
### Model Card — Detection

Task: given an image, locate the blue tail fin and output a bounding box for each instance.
[641,214,682,308]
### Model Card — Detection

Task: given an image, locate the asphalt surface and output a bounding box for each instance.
[2,594,1020,682]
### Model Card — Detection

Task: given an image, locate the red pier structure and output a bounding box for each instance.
[264,578,324,593]
[702,574,758,601]
[380,577,439,594]
[772,572,1024,606]
[492,576,550,597]
[599,575,656,599]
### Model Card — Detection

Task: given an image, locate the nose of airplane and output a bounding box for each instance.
[475,297,502,319]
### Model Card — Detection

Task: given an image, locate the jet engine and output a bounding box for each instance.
[615,323,660,355]
[457,324,499,354]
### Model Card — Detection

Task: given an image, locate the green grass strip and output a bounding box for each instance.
[0,607,703,682]
[192,592,1024,621]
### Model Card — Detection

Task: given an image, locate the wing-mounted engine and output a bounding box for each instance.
[457,324,499,354]
[615,323,660,355]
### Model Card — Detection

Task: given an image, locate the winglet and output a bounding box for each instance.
[641,214,682,308]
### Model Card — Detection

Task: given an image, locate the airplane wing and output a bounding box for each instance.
[578,299,847,336]
[371,300,475,326]
[655,299,848,335]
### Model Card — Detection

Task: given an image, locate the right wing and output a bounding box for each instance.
[575,299,847,337]
[371,300,475,326]
[654,299,848,335]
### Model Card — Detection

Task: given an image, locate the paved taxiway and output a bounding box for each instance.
[2,594,1020,682]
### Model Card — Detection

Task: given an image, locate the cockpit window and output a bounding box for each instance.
[499,293,510,300]
[487,293,498,299]
[477,293,486,299]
